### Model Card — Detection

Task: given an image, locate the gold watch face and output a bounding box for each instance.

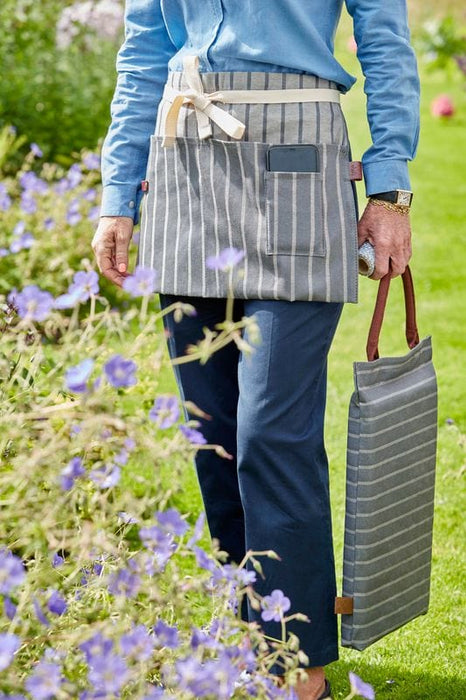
[396,190,413,206]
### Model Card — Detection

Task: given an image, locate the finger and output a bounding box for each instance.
[357,221,369,248]
[370,246,390,280]
[115,232,130,274]
[100,254,127,288]
[388,255,406,278]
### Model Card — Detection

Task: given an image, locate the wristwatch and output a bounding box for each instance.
[370,189,414,208]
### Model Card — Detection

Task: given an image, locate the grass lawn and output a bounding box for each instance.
[128,10,466,698]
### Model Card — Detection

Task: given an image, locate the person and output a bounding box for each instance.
[92,2,420,698]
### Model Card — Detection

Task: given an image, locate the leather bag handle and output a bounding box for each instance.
[366,264,420,361]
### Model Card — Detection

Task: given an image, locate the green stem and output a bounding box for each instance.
[139,293,150,325]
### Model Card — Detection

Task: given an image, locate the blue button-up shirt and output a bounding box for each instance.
[100,0,420,223]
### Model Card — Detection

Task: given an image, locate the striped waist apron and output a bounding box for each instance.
[137,55,359,303]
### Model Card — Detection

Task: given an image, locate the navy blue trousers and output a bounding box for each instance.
[158,293,343,672]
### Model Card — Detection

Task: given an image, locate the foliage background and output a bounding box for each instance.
[0,0,465,698]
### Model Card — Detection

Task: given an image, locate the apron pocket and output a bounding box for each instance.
[264,169,325,257]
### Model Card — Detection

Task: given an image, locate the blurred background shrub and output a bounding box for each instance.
[0,0,123,172]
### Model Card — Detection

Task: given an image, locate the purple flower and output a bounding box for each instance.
[149,395,180,429]
[187,511,206,548]
[33,597,50,627]
[122,265,157,297]
[108,565,141,597]
[206,246,245,271]
[156,508,189,537]
[20,191,37,214]
[190,626,221,652]
[54,178,70,195]
[349,672,375,700]
[117,511,138,525]
[87,205,100,221]
[138,525,174,552]
[104,354,137,388]
[142,686,167,699]
[174,656,207,695]
[0,183,11,211]
[120,625,155,661]
[10,231,35,253]
[174,655,239,698]
[14,221,26,235]
[54,286,85,310]
[0,633,21,671]
[66,206,82,226]
[19,171,48,194]
[65,358,94,393]
[47,590,67,615]
[153,620,179,649]
[213,563,256,587]
[83,187,97,201]
[30,143,43,158]
[52,553,64,568]
[193,545,217,573]
[82,152,101,170]
[43,217,55,230]
[4,596,17,620]
[65,270,99,303]
[0,548,25,594]
[179,423,207,444]
[80,633,114,664]
[66,163,82,188]
[124,437,136,450]
[70,423,82,437]
[114,448,129,466]
[261,589,291,622]
[89,463,121,489]
[60,456,85,490]
[87,653,129,695]
[25,661,64,699]
[7,284,54,321]
[0,247,9,257]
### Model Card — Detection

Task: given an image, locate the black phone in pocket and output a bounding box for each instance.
[266,144,319,172]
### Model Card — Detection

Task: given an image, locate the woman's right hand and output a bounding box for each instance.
[91,216,134,287]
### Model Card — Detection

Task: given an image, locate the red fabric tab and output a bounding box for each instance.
[141,180,149,192]
[349,161,363,181]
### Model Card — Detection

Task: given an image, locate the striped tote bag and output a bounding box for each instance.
[336,266,438,650]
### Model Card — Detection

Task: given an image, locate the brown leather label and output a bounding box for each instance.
[334,596,354,614]
[349,161,363,181]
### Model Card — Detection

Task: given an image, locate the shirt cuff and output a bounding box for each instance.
[99,184,143,225]
[363,160,412,196]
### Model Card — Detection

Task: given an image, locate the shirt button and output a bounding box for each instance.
[129,200,135,208]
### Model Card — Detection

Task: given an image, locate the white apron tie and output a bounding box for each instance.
[161,54,341,148]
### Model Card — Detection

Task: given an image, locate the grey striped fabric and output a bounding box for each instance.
[341,335,438,650]
[137,69,359,302]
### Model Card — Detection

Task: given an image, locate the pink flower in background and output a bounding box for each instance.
[56,0,123,49]
[431,94,455,118]
[347,36,358,53]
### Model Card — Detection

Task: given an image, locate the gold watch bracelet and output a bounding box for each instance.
[368,198,410,216]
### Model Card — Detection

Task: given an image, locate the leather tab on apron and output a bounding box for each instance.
[334,596,354,614]
[349,161,363,181]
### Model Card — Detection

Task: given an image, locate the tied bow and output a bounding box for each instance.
[161,55,246,147]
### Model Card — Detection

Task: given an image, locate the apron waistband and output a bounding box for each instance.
[160,55,341,147]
